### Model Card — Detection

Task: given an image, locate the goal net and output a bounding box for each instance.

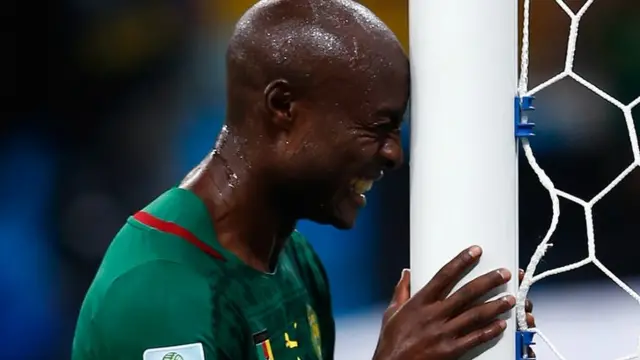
[516,0,640,359]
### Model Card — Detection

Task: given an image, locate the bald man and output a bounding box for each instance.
[71,1,534,359]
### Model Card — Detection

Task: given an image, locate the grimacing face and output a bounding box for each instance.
[278,60,409,229]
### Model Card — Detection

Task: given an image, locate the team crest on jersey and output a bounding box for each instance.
[142,343,204,360]
[306,305,322,359]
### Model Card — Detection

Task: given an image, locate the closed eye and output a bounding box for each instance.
[376,121,401,134]
[375,108,405,131]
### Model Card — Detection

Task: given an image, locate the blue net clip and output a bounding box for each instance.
[516,331,536,360]
[515,96,536,138]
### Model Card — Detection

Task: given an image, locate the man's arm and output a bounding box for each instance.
[74,261,247,360]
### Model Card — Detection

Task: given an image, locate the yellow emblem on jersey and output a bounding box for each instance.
[284,332,298,348]
[306,305,322,359]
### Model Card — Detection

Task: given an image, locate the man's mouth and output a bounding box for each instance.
[349,173,382,207]
[352,178,374,195]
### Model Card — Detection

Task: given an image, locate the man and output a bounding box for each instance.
[72,0,534,359]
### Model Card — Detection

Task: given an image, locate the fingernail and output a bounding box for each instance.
[469,246,482,257]
[498,320,507,329]
[498,268,512,280]
[504,295,516,306]
[401,268,410,279]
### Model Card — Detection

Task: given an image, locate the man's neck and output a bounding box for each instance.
[181,128,295,272]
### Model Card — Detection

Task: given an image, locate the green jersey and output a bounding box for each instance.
[72,188,335,360]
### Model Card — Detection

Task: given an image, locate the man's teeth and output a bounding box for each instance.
[353,179,374,194]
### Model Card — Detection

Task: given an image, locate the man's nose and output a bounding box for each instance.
[379,138,404,171]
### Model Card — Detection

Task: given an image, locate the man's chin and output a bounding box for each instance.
[329,216,356,230]
[309,208,358,230]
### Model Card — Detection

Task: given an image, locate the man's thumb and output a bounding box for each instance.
[391,268,411,306]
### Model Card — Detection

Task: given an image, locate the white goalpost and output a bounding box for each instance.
[408,0,519,359]
[409,0,640,359]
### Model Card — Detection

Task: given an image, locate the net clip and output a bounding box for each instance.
[515,96,536,138]
[516,330,536,360]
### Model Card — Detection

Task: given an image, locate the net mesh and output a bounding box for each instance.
[516,0,640,359]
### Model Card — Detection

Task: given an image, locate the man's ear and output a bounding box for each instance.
[264,79,294,130]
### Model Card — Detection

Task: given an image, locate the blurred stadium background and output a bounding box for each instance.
[4,0,640,358]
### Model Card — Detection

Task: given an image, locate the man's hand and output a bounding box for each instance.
[373,246,535,360]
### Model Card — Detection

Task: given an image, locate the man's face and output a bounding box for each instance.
[284,56,410,229]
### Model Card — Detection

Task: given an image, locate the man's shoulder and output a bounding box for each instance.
[101,187,226,276]
[99,215,222,280]
[97,260,213,313]
[89,260,240,339]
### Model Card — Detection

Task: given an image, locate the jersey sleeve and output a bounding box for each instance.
[289,232,336,360]
[90,261,247,360]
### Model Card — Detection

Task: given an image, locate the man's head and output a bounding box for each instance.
[224,0,409,229]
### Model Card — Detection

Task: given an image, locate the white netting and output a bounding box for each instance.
[515,0,640,359]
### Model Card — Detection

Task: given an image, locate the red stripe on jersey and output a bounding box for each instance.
[133,211,225,261]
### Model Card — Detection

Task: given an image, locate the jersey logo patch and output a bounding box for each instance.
[307,305,322,359]
[142,343,204,360]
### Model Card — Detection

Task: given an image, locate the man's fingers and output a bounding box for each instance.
[391,269,411,306]
[444,295,514,336]
[526,313,536,327]
[452,319,507,356]
[415,246,482,303]
[443,268,511,315]
[525,299,533,313]
[519,269,524,284]
[383,269,412,326]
